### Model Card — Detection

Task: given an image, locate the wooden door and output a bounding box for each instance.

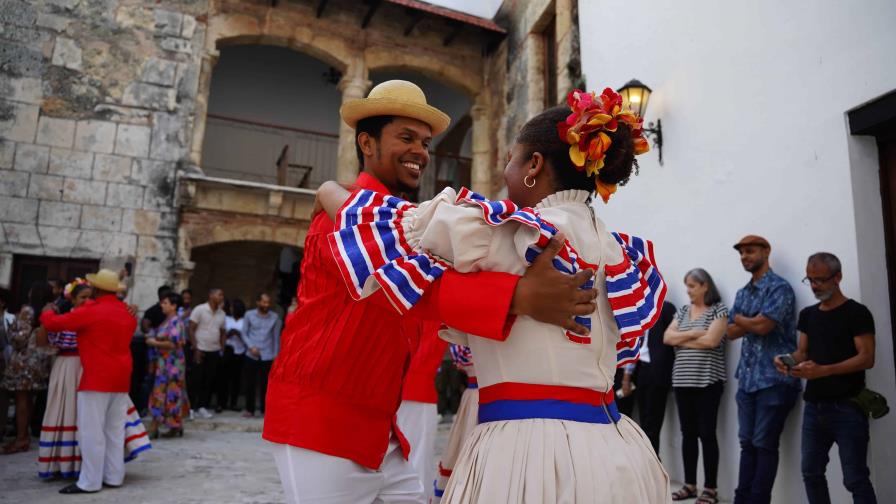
[10,255,100,311]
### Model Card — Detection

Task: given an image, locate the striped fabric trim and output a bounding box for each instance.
[39,455,82,463]
[38,470,79,479]
[39,440,78,447]
[448,344,473,368]
[433,479,445,498]
[478,382,619,424]
[466,377,478,389]
[124,419,143,428]
[328,189,449,314]
[124,443,151,462]
[455,188,596,344]
[606,232,668,367]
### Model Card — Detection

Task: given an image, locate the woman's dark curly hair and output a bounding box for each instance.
[516,106,638,193]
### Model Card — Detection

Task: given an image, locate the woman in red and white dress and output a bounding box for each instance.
[320,89,670,503]
[431,343,478,503]
[37,280,150,479]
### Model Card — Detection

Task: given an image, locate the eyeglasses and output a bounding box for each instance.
[801,275,836,286]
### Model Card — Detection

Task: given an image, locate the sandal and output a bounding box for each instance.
[672,485,697,501]
[695,489,718,504]
[1,439,30,455]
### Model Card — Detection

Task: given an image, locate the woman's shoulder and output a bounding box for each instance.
[710,302,729,315]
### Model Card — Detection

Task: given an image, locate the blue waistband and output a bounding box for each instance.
[478,399,620,425]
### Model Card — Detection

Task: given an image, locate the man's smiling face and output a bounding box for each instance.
[361,116,433,195]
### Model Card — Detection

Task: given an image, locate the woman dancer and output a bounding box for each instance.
[147,291,189,438]
[36,279,151,478]
[319,88,670,502]
[432,343,478,503]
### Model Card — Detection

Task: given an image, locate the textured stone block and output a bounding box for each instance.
[143,183,173,210]
[105,182,144,209]
[92,153,132,183]
[28,173,64,200]
[39,225,80,256]
[139,57,177,87]
[73,229,111,256]
[160,37,192,54]
[48,148,93,179]
[131,158,172,185]
[149,113,185,161]
[114,124,151,158]
[122,82,176,111]
[74,120,116,153]
[181,14,197,39]
[81,204,122,231]
[0,76,42,105]
[0,101,39,142]
[51,37,82,71]
[154,9,183,37]
[0,196,38,224]
[121,208,161,235]
[36,13,71,31]
[62,178,106,205]
[0,171,29,196]
[13,143,49,173]
[38,200,80,227]
[36,116,76,148]
[0,140,14,169]
[107,232,137,257]
[3,223,41,246]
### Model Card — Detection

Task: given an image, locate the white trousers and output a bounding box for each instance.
[76,391,128,491]
[396,400,439,499]
[271,439,424,504]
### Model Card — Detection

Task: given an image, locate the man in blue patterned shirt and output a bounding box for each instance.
[727,235,800,504]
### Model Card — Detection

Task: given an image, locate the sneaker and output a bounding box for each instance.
[241,411,254,418]
[198,408,214,419]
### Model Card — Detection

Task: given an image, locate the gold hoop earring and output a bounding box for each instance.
[524,175,536,188]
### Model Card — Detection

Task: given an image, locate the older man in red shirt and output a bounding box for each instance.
[41,269,137,495]
[264,81,598,503]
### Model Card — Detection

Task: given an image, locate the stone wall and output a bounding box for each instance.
[0,0,207,308]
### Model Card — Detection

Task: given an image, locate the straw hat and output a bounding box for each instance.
[340,80,450,135]
[85,268,126,292]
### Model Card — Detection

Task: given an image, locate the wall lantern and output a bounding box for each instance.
[617,79,663,165]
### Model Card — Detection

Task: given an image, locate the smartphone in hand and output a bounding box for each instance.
[777,354,796,369]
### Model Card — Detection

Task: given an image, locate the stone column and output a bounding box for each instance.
[336,65,371,184]
[188,52,218,168]
[470,95,491,196]
[525,34,546,120]
[554,0,574,97]
[172,260,196,292]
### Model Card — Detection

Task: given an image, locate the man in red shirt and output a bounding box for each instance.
[264,80,597,503]
[40,269,137,494]
[397,319,449,498]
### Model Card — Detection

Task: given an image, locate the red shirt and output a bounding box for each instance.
[401,319,448,404]
[40,295,137,393]
[263,173,518,470]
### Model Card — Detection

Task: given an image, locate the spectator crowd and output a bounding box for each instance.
[0,232,885,503]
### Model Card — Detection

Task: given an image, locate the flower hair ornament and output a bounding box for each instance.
[63,278,89,299]
[557,88,650,203]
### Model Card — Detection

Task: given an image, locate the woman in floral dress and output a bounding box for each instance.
[1,282,54,454]
[147,292,189,437]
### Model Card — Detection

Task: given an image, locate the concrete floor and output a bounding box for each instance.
[0,411,452,504]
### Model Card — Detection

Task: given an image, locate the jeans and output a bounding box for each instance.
[733,384,799,504]
[674,381,724,488]
[243,357,272,414]
[802,401,876,504]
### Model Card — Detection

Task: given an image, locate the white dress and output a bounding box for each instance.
[332,187,670,503]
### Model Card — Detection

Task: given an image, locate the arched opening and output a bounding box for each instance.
[369,69,474,199]
[200,45,343,188]
[188,241,302,313]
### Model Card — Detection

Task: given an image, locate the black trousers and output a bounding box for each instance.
[635,363,671,454]
[194,350,221,410]
[243,357,272,414]
[674,381,724,488]
[218,347,244,409]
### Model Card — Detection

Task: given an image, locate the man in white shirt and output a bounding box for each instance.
[189,288,226,419]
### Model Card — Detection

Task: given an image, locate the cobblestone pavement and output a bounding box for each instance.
[0,411,452,504]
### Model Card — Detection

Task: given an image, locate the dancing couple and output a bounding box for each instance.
[264,79,671,503]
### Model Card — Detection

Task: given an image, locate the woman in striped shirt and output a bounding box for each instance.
[664,268,728,504]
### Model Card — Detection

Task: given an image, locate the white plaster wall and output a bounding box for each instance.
[579,1,896,501]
